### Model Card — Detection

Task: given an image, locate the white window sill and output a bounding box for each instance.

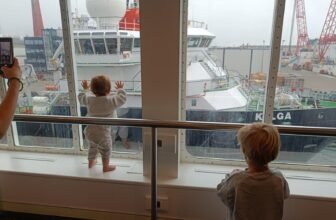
[0,150,336,201]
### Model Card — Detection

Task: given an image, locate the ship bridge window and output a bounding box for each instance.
[205,38,212,47]
[92,38,106,54]
[79,39,94,54]
[199,38,208,47]
[74,39,81,54]
[78,32,90,36]
[120,38,133,53]
[92,32,104,36]
[106,32,117,35]
[106,38,118,54]
[120,32,128,36]
[134,38,140,48]
[188,37,201,47]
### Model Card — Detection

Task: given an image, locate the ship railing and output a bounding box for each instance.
[12,114,336,220]
[72,16,139,31]
[117,80,141,93]
[201,50,223,75]
[188,20,208,29]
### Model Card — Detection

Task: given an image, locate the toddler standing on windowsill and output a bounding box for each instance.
[78,75,126,172]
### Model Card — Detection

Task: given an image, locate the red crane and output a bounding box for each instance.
[318,0,336,62]
[31,0,44,37]
[295,0,310,55]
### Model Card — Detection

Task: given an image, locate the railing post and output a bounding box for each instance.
[151,127,157,220]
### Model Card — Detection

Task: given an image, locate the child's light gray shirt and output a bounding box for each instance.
[78,89,127,118]
[217,169,289,220]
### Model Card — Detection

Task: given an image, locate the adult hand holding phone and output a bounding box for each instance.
[0,57,22,79]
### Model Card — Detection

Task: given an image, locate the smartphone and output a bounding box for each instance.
[0,37,14,67]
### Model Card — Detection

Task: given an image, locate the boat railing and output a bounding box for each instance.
[125,80,142,93]
[72,15,139,31]
[202,50,222,73]
[188,20,208,29]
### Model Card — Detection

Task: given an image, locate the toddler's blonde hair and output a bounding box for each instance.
[237,123,280,166]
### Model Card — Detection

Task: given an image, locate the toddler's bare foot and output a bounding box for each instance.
[103,165,116,172]
[122,139,130,149]
[88,159,97,168]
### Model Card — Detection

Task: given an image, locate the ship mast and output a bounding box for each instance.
[31,0,44,37]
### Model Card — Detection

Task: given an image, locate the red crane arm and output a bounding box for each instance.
[319,0,336,61]
[295,0,310,55]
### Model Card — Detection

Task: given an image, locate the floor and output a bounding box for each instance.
[0,212,85,220]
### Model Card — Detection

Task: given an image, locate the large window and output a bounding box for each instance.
[0,0,73,149]
[275,0,336,165]
[0,0,334,169]
[184,0,336,167]
[71,0,142,155]
[185,0,273,159]
[0,0,143,154]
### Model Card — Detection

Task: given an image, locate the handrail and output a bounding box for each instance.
[13,114,336,136]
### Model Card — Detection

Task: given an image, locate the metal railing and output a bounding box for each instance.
[12,114,336,220]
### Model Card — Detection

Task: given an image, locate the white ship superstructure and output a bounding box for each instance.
[55,0,248,111]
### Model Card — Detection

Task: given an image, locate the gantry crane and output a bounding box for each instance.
[294,0,311,56]
[318,0,336,62]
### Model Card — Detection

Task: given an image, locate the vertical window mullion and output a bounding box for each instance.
[59,0,82,152]
[263,0,286,123]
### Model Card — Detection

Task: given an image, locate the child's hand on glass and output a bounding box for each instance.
[115,81,124,89]
[81,80,90,90]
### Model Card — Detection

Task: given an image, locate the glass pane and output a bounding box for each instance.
[186,0,274,156]
[106,38,118,54]
[0,0,72,148]
[92,38,106,54]
[278,0,336,127]
[79,39,94,54]
[273,0,336,165]
[120,38,133,52]
[71,0,142,153]
[0,95,7,144]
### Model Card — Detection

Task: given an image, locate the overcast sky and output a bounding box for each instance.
[0,0,331,46]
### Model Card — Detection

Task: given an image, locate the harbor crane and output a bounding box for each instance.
[318,0,336,62]
[294,0,311,56]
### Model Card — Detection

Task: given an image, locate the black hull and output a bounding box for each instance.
[16,106,336,152]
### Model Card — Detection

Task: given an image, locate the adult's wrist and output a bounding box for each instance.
[7,77,23,91]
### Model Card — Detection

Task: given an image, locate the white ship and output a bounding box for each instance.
[47,0,248,112]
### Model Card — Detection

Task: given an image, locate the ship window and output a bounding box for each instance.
[120,32,128,36]
[192,99,197,106]
[204,38,212,47]
[92,38,106,54]
[106,38,118,54]
[134,38,140,48]
[74,39,81,54]
[188,37,200,47]
[199,38,208,47]
[106,32,117,35]
[92,32,104,36]
[79,39,94,54]
[120,38,133,52]
[78,32,90,36]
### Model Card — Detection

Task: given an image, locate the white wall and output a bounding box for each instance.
[1,171,335,220]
